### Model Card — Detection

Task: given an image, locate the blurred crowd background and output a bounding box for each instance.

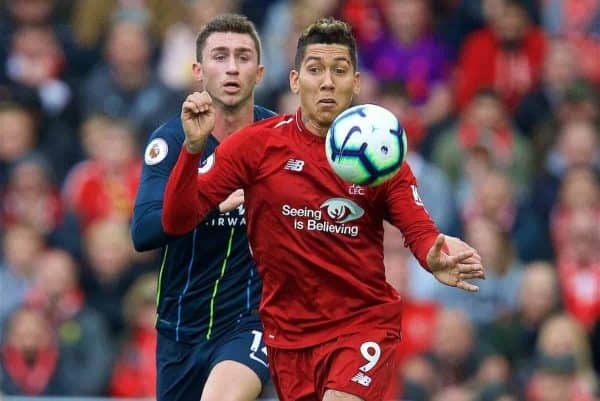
[0,0,598,400]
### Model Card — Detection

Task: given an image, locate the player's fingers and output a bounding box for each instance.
[459,271,485,280]
[457,255,481,264]
[182,99,200,114]
[191,91,212,108]
[458,262,484,274]
[456,280,479,292]
[470,252,482,263]
[448,250,474,264]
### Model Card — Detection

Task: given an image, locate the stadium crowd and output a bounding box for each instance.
[0,0,598,400]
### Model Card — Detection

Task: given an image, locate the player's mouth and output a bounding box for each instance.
[318,98,336,107]
[223,81,241,94]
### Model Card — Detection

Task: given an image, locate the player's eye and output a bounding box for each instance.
[335,68,347,74]
[214,54,226,61]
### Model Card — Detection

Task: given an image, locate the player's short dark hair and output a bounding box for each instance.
[195,14,262,63]
[294,17,357,70]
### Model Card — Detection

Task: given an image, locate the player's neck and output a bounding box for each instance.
[212,101,255,142]
[302,116,328,138]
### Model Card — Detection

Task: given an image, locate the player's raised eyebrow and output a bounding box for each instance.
[209,46,256,54]
[304,55,351,64]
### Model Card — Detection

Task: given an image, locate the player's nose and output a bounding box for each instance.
[226,58,239,74]
[320,70,334,90]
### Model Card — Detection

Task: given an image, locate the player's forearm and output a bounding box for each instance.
[162,146,204,235]
[131,204,170,251]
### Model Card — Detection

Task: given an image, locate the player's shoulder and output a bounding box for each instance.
[241,113,294,136]
[148,115,185,144]
[143,115,184,167]
[253,105,277,121]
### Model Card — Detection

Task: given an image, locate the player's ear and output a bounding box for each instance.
[255,64,265,85]
[353,71,360,96]
[192,62,203,82]
[289,70,300,94]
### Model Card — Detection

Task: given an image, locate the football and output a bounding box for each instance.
[325,104,407,186]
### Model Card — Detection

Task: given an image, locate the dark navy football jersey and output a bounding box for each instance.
[132,106,276,343]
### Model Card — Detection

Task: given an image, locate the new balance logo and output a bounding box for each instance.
[284,159,304,172]
[351,372,372,387]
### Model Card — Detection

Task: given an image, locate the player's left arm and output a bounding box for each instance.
[385,164,484,291]
[131,122,183,251]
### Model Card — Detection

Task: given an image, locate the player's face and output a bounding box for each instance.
[194,32,264,109]
[290,44,360,136]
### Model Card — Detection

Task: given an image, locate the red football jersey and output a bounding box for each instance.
[163,109,440,349]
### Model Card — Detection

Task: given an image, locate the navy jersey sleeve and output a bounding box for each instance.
[131,118,184,251]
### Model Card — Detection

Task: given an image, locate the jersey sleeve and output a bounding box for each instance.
[385,163,441,270]
[131,121,182,251]
[162,127,261,235]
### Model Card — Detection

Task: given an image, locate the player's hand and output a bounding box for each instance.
[181,91,215,153]
[218,189,244,213]
[426,234,485,292]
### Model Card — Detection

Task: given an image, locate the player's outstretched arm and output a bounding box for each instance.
[426,234,485,292]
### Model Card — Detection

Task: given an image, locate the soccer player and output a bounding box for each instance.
[131,14,275,401]
[162,17,485,401]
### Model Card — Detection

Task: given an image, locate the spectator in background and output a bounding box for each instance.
[62,116,141,230]
[0,224,45,333]
[338,0,386,47]
[109,273,157,397]
[4,25,72,117]
[80,10,181,144]
[0,102,38,188]
[399,354,439,401]
[552,206,600,330]
[2,23,84,179]
[0,0,90,79]
[461,169,550,262]
[70,0,184,50]
[360,0,453,131]
[80,218,141,335]
[547,120,600,188]
[426,309,483,387]
[514,38,582,136]
[0,307,61,395]
[455,0,546,112]
[551,167,600,250]
[432,89,532,192]
[25,249,114,395]
[533,121,600,238]
[434,386,477,401]
[158,0,239,91]
[3,24,84,176]
[528,80,600,174]
[526,354,593,401]
[542,0,600,85]
[482,262,561,370]
[443,0,540,57]
[1,154,62,237]
[525,314,597,400]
